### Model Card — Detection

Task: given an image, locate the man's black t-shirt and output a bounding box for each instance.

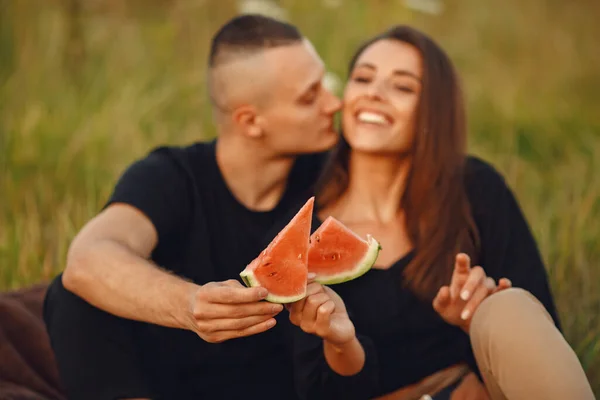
[105,138,325,399]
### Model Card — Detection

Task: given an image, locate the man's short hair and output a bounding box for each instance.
[209,14,303,68]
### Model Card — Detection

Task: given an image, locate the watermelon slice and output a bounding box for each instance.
[239,197,314,303]
[307,216,381,285]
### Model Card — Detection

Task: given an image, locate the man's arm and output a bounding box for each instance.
[62,203,197,330]
[63,203,281,341]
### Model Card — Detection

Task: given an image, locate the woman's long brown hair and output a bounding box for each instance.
[316,25,480,301]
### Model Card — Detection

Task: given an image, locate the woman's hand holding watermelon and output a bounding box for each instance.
[189,279,284,343]
[287,282,366,376]
[432,253,512,333]
[287,282,354,344]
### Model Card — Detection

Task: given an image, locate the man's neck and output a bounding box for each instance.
[215,135,296,212]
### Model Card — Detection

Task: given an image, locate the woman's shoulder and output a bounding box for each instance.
[464,155,510,189]
[464,155,505,182]
[463,155,513,210]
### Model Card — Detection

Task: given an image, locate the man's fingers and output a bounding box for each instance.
[450,253,471,299]
[460,284,489,321]
[205,318,277,343]
[432,286,451,313]
[203,284,269,304]
[199,314,276,333]
[458,266,485,302]
[220,279,245,288]
[194,301,282,320]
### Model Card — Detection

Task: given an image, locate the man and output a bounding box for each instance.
[43,14,341,399]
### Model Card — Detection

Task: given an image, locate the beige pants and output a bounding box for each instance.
[469,288,595,400]
[376,288,594,400]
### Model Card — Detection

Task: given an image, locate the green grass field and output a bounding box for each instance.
[1,0,599,394]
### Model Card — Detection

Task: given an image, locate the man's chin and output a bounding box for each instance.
[273,134,340,157]
[311,132,340,152]
[300,142,338,155]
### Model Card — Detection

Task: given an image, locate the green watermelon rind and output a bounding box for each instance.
[239,269,307,304]
[313,235,382,285]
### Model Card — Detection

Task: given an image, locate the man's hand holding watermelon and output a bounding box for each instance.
[287,281,365,377]
[188,279,284,343]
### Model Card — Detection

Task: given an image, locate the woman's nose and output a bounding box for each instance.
[365,80,386,100]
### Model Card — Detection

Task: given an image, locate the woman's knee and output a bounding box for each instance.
[469,288,551,343]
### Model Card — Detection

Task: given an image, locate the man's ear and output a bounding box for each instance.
[232,105,263,138]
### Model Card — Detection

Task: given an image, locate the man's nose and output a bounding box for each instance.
[324,90,342,114]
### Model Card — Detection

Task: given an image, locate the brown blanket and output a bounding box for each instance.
[0,283,65,400]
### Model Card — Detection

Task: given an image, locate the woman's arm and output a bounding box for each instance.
[287,283,381,399]
[468,159,560,327]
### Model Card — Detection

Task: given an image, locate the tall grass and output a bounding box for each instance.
[1,0,598,394]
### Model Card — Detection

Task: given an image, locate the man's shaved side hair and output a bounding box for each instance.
[208,14,303,113]
[209,14,302,67]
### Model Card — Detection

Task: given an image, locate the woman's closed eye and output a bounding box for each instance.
[352,75,415,93]
[394,85,415,93]
[352,76,371,84]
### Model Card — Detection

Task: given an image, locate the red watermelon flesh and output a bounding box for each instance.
[308,216,381,285]
[239,197,314,303]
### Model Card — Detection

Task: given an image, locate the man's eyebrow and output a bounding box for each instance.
[297,76,322,98]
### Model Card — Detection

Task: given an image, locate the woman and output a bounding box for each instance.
[287,25,594,400]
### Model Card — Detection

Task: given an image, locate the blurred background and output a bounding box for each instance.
[1,0,599,394]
